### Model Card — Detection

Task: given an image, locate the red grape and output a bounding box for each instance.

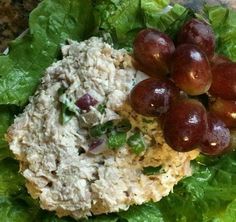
[130,78,180,116]
[171,44,212,95]
[209,63,236,100]
[177,18,215,58]
[76,93,98,111]
[133,28,175,75]
[200,113,231,156]
[210,98,236,129]
[210,54,231,67]
[163,99,207,152]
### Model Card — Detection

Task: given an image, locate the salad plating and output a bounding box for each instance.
[0,0,236,221]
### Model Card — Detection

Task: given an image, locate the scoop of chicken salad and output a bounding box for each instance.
[7,37,199,219]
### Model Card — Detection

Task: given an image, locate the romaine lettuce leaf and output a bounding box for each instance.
[155,152,236,222]
[35,212,76,222]
[0,108,12,148]
[118,202,165,222]
[0,196,33,222]
[0,158,25,196]
[0,0,95,107]
[143,2,192,39]
[94,0,144,50]
[94,0,191,49]
[206,5,236,61]
[79,215,118,222]
[0,106,15,160]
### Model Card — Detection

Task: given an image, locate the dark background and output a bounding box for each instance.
[0,0,235,52]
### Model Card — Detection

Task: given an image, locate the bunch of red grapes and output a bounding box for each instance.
[130,18,236,156]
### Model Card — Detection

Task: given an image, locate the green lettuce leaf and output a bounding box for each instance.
[0,107,13,148]
[118,202,164,222]
[0,158,25,196]
[0,0,95,107]
[79,215,118,222]
[0,196,34,222]
[158,152,236,222]
[143,2,192,39]
[0,106,15,160]
[206,5,236,61]
[94,0,144,50]
[95,0,193,49]
[35,212,76,222]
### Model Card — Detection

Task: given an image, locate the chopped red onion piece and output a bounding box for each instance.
[76,93,98,111]
[88,138,107,154]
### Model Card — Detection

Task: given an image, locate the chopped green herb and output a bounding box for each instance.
[89,124,106,137]
[132,78,136,86]
[97,31,114,45]
[103,121,114,132]
[127,132,146,154]
[107,131,127,149]
[60,104,74,125]
[97,103,106,114]
[57,87,66,96]
[143,166,162,175]
[60,94,79,114]
[116,119,132,133]
[89,121,114,137]
[58,87,78,125]
[142,118,154,124]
